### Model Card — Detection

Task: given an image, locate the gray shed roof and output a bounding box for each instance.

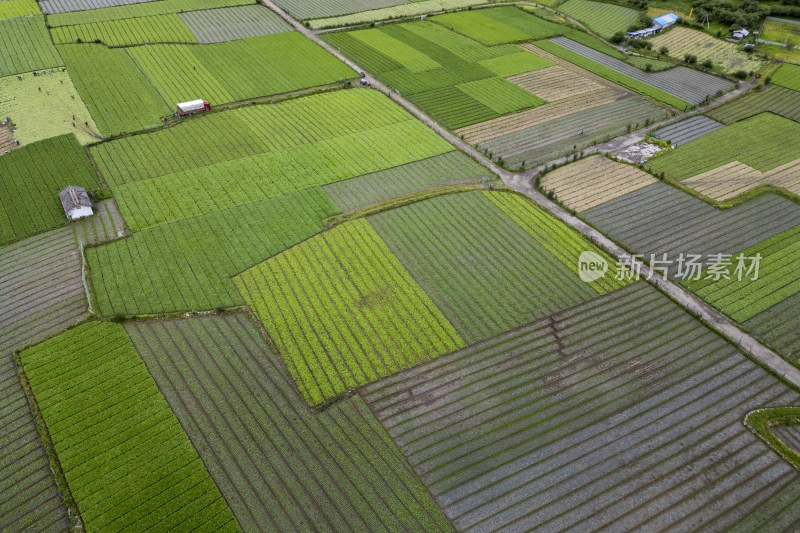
[59,186,92,213]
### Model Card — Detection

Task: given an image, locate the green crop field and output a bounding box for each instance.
[0,134,100,245]
[705,85,800,124]
[772,63,800,92]
[0,0,40,19]
[125,314,453,532]
[0,70,101,145]
[308,0,488,29]
[558,0,640,37]
[649,113,800,180]
[57,44,170,136]
[19,322,239,532]
[684,225,800,322]
[761,17,800,48]
[86,90,479,316]
[235,218,466,405]
[0,16,63,77]
[51,14,197,46]
[324,20,550,130]
[650,26,764,74]
[48,0,253,26]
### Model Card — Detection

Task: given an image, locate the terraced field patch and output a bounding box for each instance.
[179,5,292,43]
[650,26,764,73]
[363,282,800,531]
[126,314,453,532]
[539,155,658,211]
[0,134,100,245]
[324,20,549,130]
[683,159,800,200]
[649,113,800,180]
[51,14,196,46]
[0,70,101,145]
[56,44,169,136]
[20,322,239,532]
[48,0,253,26]
[705,85,800,124]
[772,63,800,92]
[558,0,639,37]
[0,226,86,533]
[309,0,489,29]
[651,115,724,146]
[0,16,63,77]
[235,218,465,405]
[541,36,734,108]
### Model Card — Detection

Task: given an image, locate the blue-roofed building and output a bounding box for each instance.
[627,12,679,38]
[653,13,679,28]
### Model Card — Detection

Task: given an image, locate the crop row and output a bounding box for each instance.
[368,191,600,344]
[51,13,197,46]
[745,291,800,360]
[772,63,800,92]
[582,182,800,277]
[0,16,63,77]
[19,322,239,532]
[125,313,453,532]
[651,115,724,146]
[178,5,292,44]
[649,113,800,180]
[0,226,87,533]
[557,0,638,38]
[48,0,251,26]
[0,0,40,19]
[40,0,160,15]
[685,225,800,322]
[650,26,763,74]
[0,134,100,245]
[539,154,657,212]
[57,43,169,137]
[705,85,800,124]
[234,218,465,406]
[361,282,800,531]
[477,95,666,167]
[88,187,338,316]
[683,158,800,201]
[322,151,492,212]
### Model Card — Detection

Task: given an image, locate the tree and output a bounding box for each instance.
[702,59,714,69]
[659,45,669,55]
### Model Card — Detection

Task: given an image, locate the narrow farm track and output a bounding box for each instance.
[263,0,800,387]
[0,227,88,532]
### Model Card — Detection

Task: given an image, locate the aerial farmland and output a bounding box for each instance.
[2,0,800,532]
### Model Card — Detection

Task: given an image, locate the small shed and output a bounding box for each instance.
[732,29,749,40]
[59,186,93,220]
[653,13,679,28]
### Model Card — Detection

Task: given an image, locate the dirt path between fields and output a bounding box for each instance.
[263,0,800,388]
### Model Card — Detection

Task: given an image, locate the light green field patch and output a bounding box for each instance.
[456,76,545,114]
[234,218,465,405]
[478,50,554,77]
[772,63,800,92]
[0,0,40,19]
[432,10,532,45]
[0,70,101,145]
[350,27,441,73]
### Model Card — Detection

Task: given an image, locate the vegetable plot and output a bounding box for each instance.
[51,14,197,46]
[20,322,240,533]
[0,16,62,76]
[558,0,639,37]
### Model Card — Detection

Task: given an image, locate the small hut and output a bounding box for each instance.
[59,186,93,220]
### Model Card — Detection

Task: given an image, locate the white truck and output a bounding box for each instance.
[176,99,211,116]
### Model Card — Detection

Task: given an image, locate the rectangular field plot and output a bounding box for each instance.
[129,32,354,106]
[179,5,292,43]
[324,20,552,130]
[323,151,492,212]
[685,225,800,322]
[539,154,658,212]
[48,0,254,26]
[0,70,102,145]
[234,218,465,406]
[51,14,197,46]
[368,191,614,344]
[273,0,405,21]
[745,290,800,362]
[650,26,764,74]
[651,115,724,146]
[558,0,639,37]
[432,6,565,46]
[309,0,489,29]
[0,134,101,245]
[772,63,800,92]
[0,227,86,533]
[0,0,41,19]
[706,85,800,125]
[20,322,239,533]
[362,282,800,532]
[126,314,453,533]
[39,0,161,14]
[58,44,170,136]
[541,37,734,108]
[582,183,800,276]
[648,113,800,180]
[0,16,63,77]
